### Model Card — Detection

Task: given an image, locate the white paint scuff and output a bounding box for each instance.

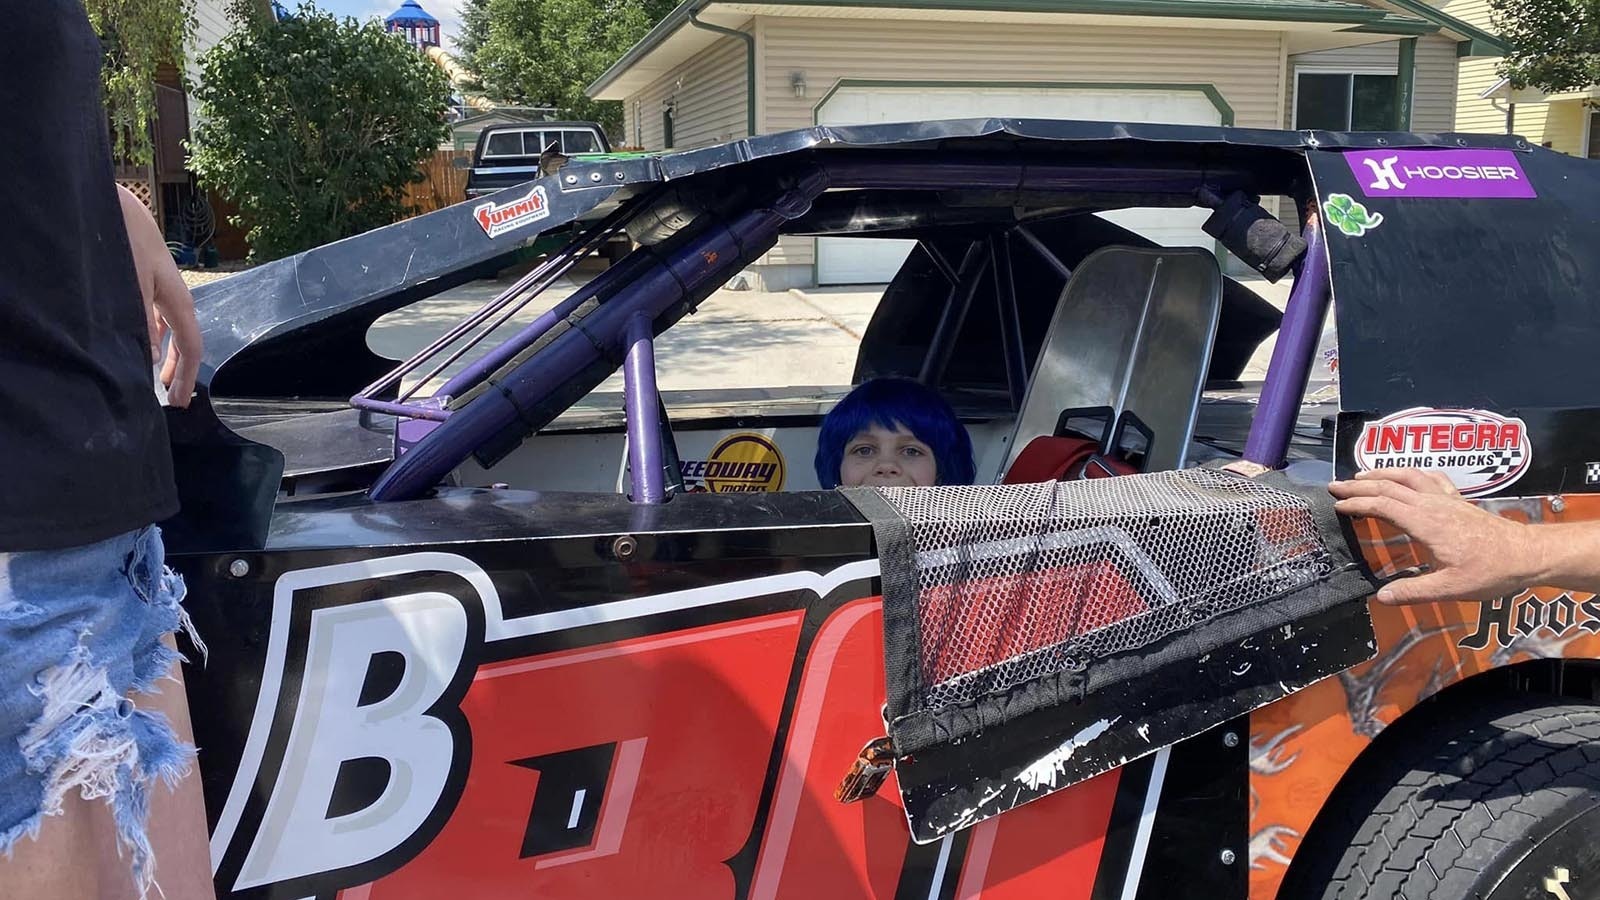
[1014,717,1120,791]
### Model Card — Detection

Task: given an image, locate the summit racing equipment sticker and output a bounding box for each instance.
[1354,407,1531,497]
[474,185,551,238]
[681,432,786,493]
[1344,149,1536,200]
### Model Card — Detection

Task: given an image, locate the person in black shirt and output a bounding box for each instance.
[0,3,215,898]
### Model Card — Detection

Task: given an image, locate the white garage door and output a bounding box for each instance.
[815,85,1223,285]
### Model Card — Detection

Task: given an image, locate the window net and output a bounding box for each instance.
[845,467,1376,755]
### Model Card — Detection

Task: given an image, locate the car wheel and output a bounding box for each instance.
[1280,696,1600,899]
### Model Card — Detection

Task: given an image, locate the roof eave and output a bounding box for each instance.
[588,0,1433,98]
[1377,0,1508,55]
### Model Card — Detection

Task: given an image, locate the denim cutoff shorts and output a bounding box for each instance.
[0,525,204,897]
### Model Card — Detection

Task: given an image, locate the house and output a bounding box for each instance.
[584,0,1521,287]
[112,0,239,255]
[1426,0,1598,159]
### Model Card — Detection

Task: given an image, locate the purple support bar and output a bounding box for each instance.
[1242,214,1331,468]
[623,312,665,503]
[434,251,651,400]
[370,170,827,502]
[359,398,452,422]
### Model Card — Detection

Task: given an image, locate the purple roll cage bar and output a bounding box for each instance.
[356,157,1331,503]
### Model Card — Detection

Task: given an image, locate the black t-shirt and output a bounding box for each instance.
[0,1,179,551]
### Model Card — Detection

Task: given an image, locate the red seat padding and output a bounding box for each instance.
[1002,435,1136,484]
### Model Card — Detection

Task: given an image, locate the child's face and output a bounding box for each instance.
[839,424,938,488]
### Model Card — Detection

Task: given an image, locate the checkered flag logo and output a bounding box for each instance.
[1587,462,1600,485]
[1472,446,1525,480]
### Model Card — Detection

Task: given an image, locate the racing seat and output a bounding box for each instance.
[999,245,1222,483]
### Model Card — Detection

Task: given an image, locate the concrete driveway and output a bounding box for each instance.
[364,268,1297,395]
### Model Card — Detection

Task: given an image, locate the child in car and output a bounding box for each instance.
[815,378,976,489]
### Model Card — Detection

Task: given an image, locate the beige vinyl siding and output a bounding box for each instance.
[1279,36,1454,133]
[1543,100,1590,156]
[760,17,1285,266]
[1284,42,1398,128]
[622,32,750,151]
[1455,55,1524,137]
[1433,0,1492,30]
[1410,34,1457,132]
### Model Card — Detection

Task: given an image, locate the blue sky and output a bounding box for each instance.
[313,0,465,51]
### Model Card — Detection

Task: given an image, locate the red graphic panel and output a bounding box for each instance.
[356,612,804,899]
[750,600,907,899]
[954,768,1121,900]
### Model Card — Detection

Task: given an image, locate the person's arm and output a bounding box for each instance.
[115,185,202,408]
[1329,467,1600,602]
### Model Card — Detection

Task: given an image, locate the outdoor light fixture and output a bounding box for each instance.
[791,71,807,98]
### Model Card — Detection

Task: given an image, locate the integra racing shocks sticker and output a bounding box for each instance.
[1354,407,1532,497]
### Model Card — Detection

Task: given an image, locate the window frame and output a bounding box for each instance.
[481,128,533,159]
[1292,66,1401,131]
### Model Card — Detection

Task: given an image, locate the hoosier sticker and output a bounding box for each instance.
[1354,407,1531,497]
[474,185,551,238]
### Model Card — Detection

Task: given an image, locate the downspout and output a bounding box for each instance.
[688,8,757,137]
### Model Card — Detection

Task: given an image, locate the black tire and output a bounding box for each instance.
[1280,695,1600,899]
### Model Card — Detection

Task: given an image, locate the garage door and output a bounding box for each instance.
[815,85,1224,285]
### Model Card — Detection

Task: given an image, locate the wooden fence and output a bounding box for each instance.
[402,149,473,216]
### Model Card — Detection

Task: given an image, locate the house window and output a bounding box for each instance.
[662,107,675,149]
[1588,111,1599,160]
[1295,72,1399,131]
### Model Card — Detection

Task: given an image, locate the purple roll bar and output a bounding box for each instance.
[350,191,651,415]
[624,312,665,503]
[435,250,652,401]
[369,170,827,501]
[1242,211,1331,468]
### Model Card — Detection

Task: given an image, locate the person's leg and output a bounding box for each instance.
[1,529,210,900]
[96,635,215,900]
[1,792,104,899]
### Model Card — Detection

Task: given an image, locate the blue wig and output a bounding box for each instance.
[815,378,975,489]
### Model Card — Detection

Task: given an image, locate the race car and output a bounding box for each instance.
[173,119,1600,900]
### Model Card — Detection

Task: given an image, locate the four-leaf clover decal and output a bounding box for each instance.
[1322,193,1384,237]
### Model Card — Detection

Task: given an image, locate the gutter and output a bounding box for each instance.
[588,0,1437,98]
[688,8,758,137]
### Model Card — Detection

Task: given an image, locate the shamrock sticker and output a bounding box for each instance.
[1322,193,1384,237]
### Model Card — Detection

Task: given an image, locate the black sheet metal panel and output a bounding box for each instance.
[192,119,1501,405]
[193,154,662,398]
[848,468,1378,840]
[1308,142,1600,494]
[172,486,876,898]
[894,600,1372,844]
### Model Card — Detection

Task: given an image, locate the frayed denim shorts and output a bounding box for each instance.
[0,525,204,897]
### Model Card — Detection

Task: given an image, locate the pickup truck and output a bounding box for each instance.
[464,121,614,199]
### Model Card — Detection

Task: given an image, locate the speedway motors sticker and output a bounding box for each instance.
[474,185,551,238]
[680,432,786,493]
[1354,407,1531,497]
[1343,149,1536,199]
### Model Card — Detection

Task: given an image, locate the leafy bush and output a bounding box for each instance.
[189,5,452,260]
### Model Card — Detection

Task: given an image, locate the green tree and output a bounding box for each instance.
[1490,0,1600,93]
[188,5,453,260]
[461,0,676,136]
[82,0,196,164]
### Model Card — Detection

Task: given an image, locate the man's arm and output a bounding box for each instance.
[1329,468,1600,603]
[116,186,202,407]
